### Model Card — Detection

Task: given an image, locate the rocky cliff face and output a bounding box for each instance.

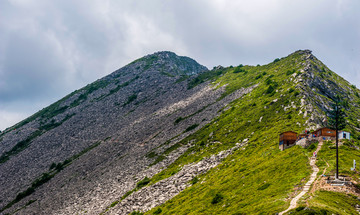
[1,50,360,215]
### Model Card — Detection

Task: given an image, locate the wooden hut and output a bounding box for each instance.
[312,127,336,139]
[279,131,298,151]
[339,131,350,140]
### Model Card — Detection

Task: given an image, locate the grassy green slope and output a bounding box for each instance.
[139,51,360,214]
[131,52,316,214]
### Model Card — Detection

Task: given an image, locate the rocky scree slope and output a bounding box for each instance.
[0,51,256,215]
[1,50,360,214]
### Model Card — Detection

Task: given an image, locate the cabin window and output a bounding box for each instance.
[343,133,346,138]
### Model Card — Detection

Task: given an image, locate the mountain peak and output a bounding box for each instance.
[124,51,208,77]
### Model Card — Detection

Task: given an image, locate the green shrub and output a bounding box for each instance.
[146,151,157,158]
[307,144,316,150]
[185,124,199,132]
[191,177,199,185]
[49,162,56,170]
[32,173,53,187]
[265,85,275,95]
[211,193,224,204]
[136,177,151,189]
[296,206,305,211]
[110,200,119,208]
[153,208,162,214]
[124,94,137,106]
[130,211,144,215]
[233,67,247,74]
[188,68,226,89]
[286,69,295,75]
[265,78,273,85]
[273,58,280,63]
[257,183,271,190]
[55,163,64,171]
[15,187,34,201]
[151,155,166,166]
[175,117,184,124]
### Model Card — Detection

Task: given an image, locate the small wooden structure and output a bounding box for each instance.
[279,131,298,151]
[312,127,336,139]
[339,131,350,140]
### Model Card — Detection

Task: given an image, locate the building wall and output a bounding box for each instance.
[314,128,336,137]
[279,131,297,151]
[339,131,350,140]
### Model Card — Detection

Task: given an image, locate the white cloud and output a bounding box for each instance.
[0,0,359,129]
[0,110,29,131]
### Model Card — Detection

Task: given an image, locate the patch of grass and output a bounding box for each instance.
[188,68,227,89]
[160,71,175,77]
[257,183,271,190]
[146,151,158,158]
[163,143,182,155]
[150,155,166,166]
[190,177,199,185]
[174,117,184,124]
[143,56,159,70]
[286,69,296,76]
[175,75,189,83]
[110,200,119,208]
[184,124,199,132]
[123,94,138,106]
[304,191,359,214]
[0,129,43,164]
[0,141,102,213]
[136,177,151,189]
[211,193,224,204]
[130,211,144,215]
[104,76,140,99]
[233,67,247,74]
[153,208,162,214]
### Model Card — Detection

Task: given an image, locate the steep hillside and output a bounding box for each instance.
[1,50,360,215]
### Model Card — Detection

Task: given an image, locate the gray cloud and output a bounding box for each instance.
[0,0,359,130]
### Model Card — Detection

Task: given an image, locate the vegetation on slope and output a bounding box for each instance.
[96,52,312,214]
[140,51,360,214]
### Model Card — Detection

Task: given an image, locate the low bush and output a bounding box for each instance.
[257,183,271,190]
[153,208,162,214]
[175,117,184,124]
[136,177,151,189]
[130,211,144,215]
[191,177,199,185]
[185,124,199,132]
[286,69,296,76]
[211,193,224,204]
[273,58,280,63]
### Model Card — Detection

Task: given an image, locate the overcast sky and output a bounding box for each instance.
[0,0,359,130]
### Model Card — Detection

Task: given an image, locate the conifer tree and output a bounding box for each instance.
[327,95,346,179]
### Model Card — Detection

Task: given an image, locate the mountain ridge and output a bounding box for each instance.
[1,50,360,214]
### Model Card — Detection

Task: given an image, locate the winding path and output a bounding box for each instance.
[279,141,323,215]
